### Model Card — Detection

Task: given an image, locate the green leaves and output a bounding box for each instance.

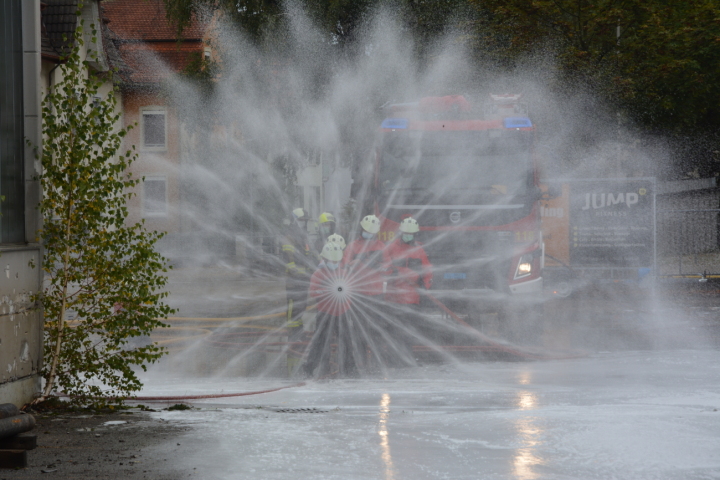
[36,16,173,408]
[475,0,720,133]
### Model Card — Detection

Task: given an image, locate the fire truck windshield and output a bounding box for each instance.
[379,130,534,206]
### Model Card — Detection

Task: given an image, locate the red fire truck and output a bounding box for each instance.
[368,94,545,310]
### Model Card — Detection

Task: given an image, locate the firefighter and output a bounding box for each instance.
[385,217,433,362]
[282,207,315,373]
[327,233,346,250]
[341,214,389,296]
[303,242,354,377]
[386,217,433,304]
[341,214,391,369]
[314,212,337,254]
[318,234,346,269]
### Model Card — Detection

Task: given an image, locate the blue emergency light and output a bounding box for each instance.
[381,118,409,129]
[503,117,533,129]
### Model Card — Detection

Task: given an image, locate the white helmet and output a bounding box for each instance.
[327,233,346,250]
[360,214,381,234]
[321,242,344,262]
[399,217,420,234]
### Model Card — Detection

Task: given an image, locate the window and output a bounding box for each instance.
[0,0,26,243]
[141,108,166,150]
[143,177,167,217]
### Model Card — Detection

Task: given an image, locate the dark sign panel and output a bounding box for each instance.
[568,180,654,267]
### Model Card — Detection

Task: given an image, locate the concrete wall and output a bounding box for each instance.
[0,249,43,406]
[0,0,44,407]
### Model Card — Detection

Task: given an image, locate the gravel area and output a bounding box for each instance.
[1,409,190,479]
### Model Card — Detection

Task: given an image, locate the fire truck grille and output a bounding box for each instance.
[420,231,513,291]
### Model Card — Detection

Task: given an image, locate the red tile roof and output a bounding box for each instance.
[102,0,204,41]
[119,43,203,83]
[101,0,207,84]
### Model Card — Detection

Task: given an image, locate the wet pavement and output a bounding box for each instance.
[131,269,720,479]
[137,349,720,480]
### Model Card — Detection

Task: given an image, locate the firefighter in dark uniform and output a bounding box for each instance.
[282,207,315,373]
[314,212,336,255]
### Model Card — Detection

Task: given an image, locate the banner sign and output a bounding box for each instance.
[567,179,655,267]
[541,178,655,268]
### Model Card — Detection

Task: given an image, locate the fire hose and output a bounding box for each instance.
[159,289,584,363]
[192,289,584,362]
[129,382,307,401]
[53,382,308,403]
[56,295,580,403]
[49,281,586,404]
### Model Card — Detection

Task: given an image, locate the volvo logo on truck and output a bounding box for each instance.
[449,211,461,223]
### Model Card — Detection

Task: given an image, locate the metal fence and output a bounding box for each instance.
[656,188,720,275]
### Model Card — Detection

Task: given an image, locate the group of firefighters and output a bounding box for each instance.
[282,208,433,377]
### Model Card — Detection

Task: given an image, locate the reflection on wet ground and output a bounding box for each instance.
[141,349,720,480]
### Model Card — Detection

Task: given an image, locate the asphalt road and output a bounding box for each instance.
[5,268,719,479]
[1,411,188,479]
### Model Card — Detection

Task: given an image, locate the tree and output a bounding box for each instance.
[163,0,284,41]
[472,0,720,177]
[33,16,173,407]
[163,0,471,48]
[618,2,720,131]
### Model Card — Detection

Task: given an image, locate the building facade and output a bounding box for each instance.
[0,0,44,406]
[101,0,207,236]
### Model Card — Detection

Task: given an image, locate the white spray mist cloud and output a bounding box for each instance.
[126,4,713,379]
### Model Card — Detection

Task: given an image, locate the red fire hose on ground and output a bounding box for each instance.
[71,289,582,403]
[53,382,308,403]
[129,382,307,402]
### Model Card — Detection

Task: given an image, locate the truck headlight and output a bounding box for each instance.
[514,254,534,279]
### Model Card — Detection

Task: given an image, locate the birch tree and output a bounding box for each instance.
[33,16,173,407]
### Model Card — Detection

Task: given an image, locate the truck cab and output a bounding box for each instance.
[373,95,544,299]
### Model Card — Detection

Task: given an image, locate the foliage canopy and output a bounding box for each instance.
[165,0,720,177]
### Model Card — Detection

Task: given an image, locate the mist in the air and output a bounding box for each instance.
[134,3,712,379]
